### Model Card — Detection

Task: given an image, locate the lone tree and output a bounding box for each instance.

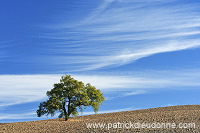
[36,75,105,121]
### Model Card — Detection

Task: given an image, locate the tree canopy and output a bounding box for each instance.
[36,75,105,121]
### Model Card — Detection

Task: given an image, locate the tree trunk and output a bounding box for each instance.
[62,102,68,121]
[65,114,69,121]
[67,99,71,121]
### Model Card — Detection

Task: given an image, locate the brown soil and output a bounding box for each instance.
[1,105,200,133]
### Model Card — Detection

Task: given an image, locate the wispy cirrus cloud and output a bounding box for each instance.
[40,0,200,71]
[123,90,146,96]
[0,75,61,107]
[82,106,137,115]
[0,41,14,61]
[0,112,36,121]
[1,69,200,107]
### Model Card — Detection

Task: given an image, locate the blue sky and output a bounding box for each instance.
[1,0,200,123]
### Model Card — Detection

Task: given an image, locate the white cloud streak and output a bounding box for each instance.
[0,75,61,107]
[41,0,200,70]
[1,69,200,107]
[0,112,36,121]
[123,90,146,96]
[82,106,137,115]
[0,40,14,61]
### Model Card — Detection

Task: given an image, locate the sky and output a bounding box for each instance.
[1,0,200,123]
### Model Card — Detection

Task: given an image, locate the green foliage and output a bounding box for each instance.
[36,75,105,121]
